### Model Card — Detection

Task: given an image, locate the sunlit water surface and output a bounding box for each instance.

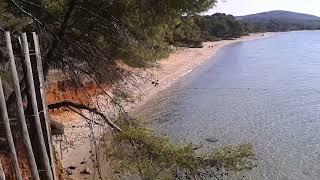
[137,31,320,179]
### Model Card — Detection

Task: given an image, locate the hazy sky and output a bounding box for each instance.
[205,0,320,16]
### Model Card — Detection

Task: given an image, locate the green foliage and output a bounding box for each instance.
[169,17,203,48]
[241,19,320,33]
[213,144,256,172]
[110,0,216,65]
[198,13,245,41]
[0,71,13,99]
[0,71,12,85]
[109,124,256,179]
[116,39,170,67]
[0,2,29,32]
[43,0,67,13]
[1,0,217,69]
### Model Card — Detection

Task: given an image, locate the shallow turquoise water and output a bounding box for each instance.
[138,31,320,179]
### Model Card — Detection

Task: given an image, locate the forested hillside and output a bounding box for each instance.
[237,10,320,32]
[169,13,248,48]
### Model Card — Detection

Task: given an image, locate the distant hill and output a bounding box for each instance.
[236,10,320,22]
[236,10,320,32]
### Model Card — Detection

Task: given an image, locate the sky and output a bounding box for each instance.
[205,0,320,17]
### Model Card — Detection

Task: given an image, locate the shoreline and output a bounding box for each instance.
[126,32,274,112]
[55,32,273,179]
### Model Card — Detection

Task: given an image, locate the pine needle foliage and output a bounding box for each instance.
[109,125,256,180]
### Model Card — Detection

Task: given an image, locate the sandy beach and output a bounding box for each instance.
[53,32,273,179]
[126,32,273,111]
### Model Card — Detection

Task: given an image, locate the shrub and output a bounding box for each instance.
[109,124,256,179]
[117,43,170,67]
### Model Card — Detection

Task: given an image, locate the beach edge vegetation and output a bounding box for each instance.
[108,123,256,180]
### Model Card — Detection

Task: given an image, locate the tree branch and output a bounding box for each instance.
[48,100,122,132]
[9,0,58,39]
[9,0,45,26]
[19,0,53,16]
[65,62,126,112]
[67,107,105,126]
[20,0,43,9]
[0,13,10,19]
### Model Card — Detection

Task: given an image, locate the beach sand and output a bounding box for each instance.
[126,33,273,111]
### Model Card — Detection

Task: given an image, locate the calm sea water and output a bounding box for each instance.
[137,31,320,179]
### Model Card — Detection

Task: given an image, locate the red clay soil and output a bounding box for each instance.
[1,149,65,180]
[0,141,32,179]
[47,80,111,124]
[0,80,101,179]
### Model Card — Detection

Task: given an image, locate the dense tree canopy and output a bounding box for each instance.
[241,19,320,32]
[0,0,216,69]
[198,13,246,41]
[168,17,203,48]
